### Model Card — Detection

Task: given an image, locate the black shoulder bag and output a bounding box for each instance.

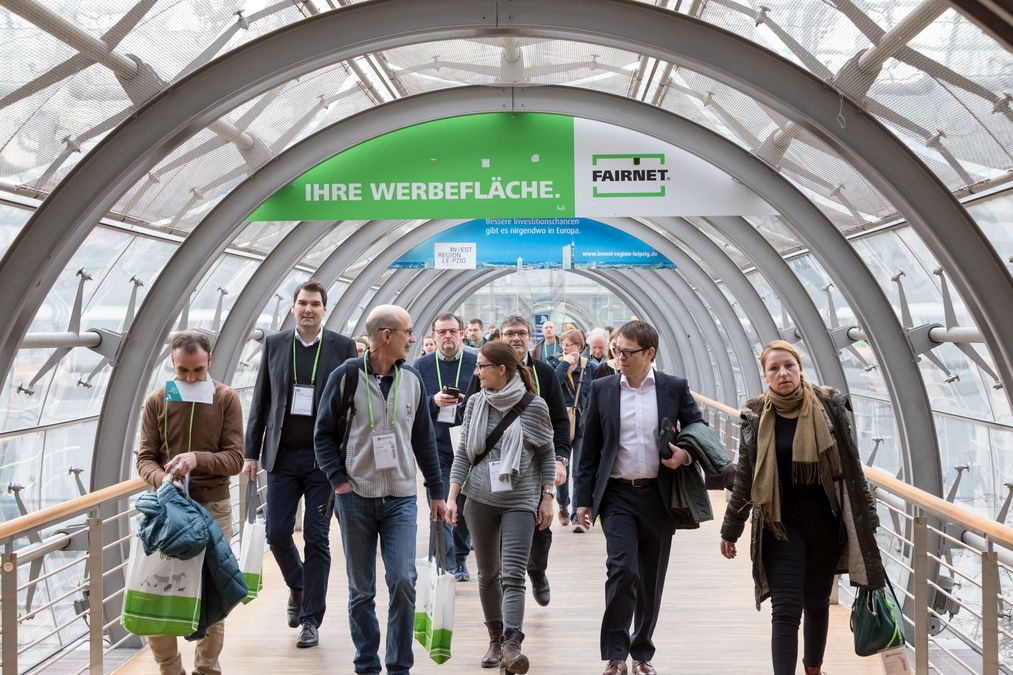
[318,358,360,517]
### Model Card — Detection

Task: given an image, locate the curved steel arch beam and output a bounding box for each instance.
[573,270,695,385]
[672,215,849,394]
[352,269,417,336]
[210,220,335,383]
[1,0,1006,417]
[326,220,463,333]
[276,220,406,334]
[631,269,738,403]
[646,217,781,345]
[407,270,508,362]
[610,217,762,396]
[82,85,938,497]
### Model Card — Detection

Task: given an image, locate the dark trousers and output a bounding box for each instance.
[527,520,551,581]
[762,521,844,675]
[598,481,673,661]
[265,446,332,627]
[427,461,458,565]
[452,490,472,567]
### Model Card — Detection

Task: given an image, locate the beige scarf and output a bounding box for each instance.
[751,378,837,539]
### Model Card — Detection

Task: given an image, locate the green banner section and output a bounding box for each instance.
[122,591,201,636]
[250,114,576,220]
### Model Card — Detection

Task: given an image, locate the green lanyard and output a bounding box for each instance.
[436,351,464,391]
[292,332,324,385]
[547,340,558,357]
[529,359,541,396]
[362,352,400,431]
[163,400,196,456]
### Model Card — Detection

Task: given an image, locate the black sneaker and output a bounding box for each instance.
[297,621,319,648]
[287,589,303,628]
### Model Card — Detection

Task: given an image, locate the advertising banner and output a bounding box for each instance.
[391,218,675,270]
[249,113,775,221]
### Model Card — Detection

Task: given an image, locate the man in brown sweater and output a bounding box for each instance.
[136,331,244,675]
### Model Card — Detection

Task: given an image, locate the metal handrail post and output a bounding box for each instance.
[88,512,104,672]
[2,545,18,673]
[913,514,929,673]
[981,538,1000,674]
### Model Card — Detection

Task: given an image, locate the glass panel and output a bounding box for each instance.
[0,202,31,258]
[966,191,1013,264]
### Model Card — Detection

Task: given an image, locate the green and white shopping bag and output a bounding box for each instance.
[414,523,456,664]
[239,480,265,603]
[121,534,204,636]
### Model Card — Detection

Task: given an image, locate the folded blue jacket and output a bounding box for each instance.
[135,483,247,639]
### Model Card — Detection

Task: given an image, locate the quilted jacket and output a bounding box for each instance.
[136,482,248,639]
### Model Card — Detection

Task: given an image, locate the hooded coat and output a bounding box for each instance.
[720,386,885,609]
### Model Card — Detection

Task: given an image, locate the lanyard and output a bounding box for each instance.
[546,339,558,356]
[292,332,324,385]
[362,352,400,431]
[436,352,464,391]
[163,400,196,456]
[529,359,541,397]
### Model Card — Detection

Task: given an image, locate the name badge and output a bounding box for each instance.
[880,646,912,674]
[437,403,457,424]
[291,385,315,416]
[488,459,512,493]
[372,432,397,470]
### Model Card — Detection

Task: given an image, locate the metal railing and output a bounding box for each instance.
[692,392,1013,674]
[0,473,264,674]
[3,394,1011,673]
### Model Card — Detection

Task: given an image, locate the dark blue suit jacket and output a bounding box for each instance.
[574,369,703,524]
[244,328,357,472]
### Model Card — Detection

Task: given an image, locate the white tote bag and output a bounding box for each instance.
[121,535,205,636]
[413,523,455,664]
[239,480,265,604]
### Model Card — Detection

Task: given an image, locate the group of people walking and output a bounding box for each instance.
[135,278,885,675]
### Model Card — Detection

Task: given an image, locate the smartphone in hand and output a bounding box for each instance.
[658,417,676,459]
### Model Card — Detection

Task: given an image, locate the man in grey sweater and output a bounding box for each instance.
[315,305,447,675]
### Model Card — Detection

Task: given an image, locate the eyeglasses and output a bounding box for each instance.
[475,362,499,370]
[502,330,529,339]
[382,326,414,336]
[614,347,647,359]
[433,328,460,336]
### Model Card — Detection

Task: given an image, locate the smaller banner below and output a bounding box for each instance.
[391,218,676,270]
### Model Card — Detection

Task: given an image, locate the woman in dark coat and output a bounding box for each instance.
[720,340,885,675]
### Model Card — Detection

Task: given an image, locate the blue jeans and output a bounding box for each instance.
[334,492,418,675]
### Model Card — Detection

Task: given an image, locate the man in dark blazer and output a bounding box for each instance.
[575,320,703,675]
[243,280,357,648]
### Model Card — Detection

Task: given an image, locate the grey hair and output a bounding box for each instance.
[586,327,610,343]
[499,313,532,333]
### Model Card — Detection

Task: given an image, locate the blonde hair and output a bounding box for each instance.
[560,329,585,349]
[759,339,803,370]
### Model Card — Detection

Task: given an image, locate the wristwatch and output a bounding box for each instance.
[542,489,554,496]
[555,455,569,468]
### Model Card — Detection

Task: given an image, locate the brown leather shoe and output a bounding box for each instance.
[632,660,656,675]
[602,660,628,675]
[557,506,570,525]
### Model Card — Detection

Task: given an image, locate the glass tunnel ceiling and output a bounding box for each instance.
[0,0,1009,521]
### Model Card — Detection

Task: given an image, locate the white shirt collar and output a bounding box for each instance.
[620,367,656,391]
[295,328,323,347]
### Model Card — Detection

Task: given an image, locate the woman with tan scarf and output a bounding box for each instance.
[719,341,884,675]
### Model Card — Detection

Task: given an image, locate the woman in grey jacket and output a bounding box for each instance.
[446,341,555,674]
[720,340,884,675]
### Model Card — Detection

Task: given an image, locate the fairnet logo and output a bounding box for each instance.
[590,153,668,198]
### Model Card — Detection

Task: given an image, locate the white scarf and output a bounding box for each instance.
[466,373,527,479]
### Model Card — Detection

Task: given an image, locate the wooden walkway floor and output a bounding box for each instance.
[115,493,884,674]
